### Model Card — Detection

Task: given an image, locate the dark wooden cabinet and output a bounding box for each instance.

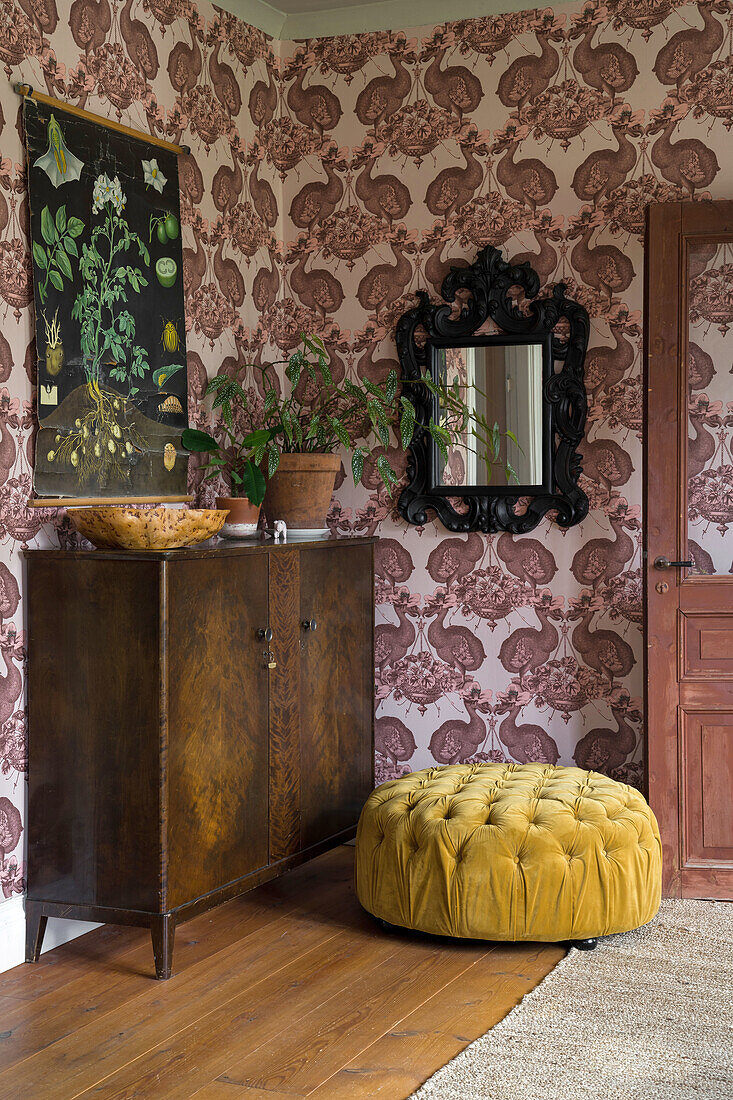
[24,537,374,978]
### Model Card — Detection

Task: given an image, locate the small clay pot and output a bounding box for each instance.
[216,496,261,539]
[263,453,341,530]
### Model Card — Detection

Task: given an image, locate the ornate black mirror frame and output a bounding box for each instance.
[395,245,590,534]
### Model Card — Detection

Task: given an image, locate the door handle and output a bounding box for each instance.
[654,557,693,570]
[301,619,317,631]
[257,627,273,641]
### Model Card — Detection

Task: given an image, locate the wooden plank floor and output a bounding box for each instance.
[0,846,564,1099]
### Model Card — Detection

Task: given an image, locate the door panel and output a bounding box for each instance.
[681,712,733,860]
[299,544,374,850]
[167,555,269,908]
[646,201,733,898]
[681,612,733,679]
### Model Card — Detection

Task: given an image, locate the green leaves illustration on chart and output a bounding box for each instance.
[33,204,84,305]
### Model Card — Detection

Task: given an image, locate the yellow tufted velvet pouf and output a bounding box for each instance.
[356,763,662,946]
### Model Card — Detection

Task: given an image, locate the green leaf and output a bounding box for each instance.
[305,414,320,440]
[317,356,333,386]
[505,461,519,484]
[181,428,219,453]
[428,419,449,463]
[280,406,294,442]
[32,242,47,270]
[363,378,388,403]
[64,235,78,258]
[400,406,415,450]
[207,375,247,404]
[56,248,73,281]
[55,205,67,234]
[243,428,278,449]
[48,270,63,292]
[240,461,266,506]
[302,334,325,356]
[285,353,303,386]
[41,207,56,246]
[331,418,350,449]
[376,453,398,493]
[267,445,280,478]
[385,369,398,404]
[351,449,365,485]
[67,216,84,239]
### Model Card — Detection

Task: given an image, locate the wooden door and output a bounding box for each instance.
[167,553,270,908]
[646,201,733,899]
[298,544,374,850]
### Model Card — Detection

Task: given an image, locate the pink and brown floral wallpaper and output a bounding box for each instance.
[1,0,733,905]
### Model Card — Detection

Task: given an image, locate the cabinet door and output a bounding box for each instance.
[27,557,161,912]
[167,554,269,908]
[299,544,374,849]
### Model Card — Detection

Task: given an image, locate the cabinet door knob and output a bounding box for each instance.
[301,619,317,631]
[257,627,273,641]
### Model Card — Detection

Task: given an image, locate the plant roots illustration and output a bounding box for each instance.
[47,382,145,485]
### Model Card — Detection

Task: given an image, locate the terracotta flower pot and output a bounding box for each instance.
[216,496,261,540]
[263,453,341,530]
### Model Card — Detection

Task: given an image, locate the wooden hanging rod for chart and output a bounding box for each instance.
[15,84,190,157]
[29,495,194,508]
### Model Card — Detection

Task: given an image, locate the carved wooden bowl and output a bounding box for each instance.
[66,506,229,550]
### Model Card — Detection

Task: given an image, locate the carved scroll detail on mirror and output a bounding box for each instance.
[395,245,590,534]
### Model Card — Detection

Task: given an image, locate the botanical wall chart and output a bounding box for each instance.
[23,98,188,498]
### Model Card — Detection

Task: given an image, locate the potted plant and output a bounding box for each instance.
[181,376,271,538]
[184,334,518,535]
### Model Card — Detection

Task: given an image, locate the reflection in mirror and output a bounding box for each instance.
[434,343,544,488]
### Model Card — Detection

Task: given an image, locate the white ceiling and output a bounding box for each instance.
[276,0,387,11]
[227,0,527,40]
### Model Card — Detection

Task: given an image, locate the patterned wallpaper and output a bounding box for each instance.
[1,0,731,904]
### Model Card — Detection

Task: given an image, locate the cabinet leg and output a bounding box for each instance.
[151,914,175,980]
[25,902,48,963]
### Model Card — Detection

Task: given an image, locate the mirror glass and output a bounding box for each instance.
[434,342,545,488]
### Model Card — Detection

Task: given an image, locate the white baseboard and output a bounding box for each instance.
[0,895,100,975]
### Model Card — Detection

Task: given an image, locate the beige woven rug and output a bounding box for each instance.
[412,899,733,1100]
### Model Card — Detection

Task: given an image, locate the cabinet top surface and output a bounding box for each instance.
[24,534,376,561]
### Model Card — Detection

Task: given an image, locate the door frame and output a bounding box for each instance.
[644,201,733,898]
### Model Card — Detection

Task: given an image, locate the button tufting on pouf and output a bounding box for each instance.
[355,763,662,944]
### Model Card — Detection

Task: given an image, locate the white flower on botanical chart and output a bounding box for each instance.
[142,158,167,193]
[92,174,126,214]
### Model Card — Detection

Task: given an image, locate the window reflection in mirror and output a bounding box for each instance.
[434,342,545,488]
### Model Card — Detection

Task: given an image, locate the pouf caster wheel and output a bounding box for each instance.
[572,938,598,951]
